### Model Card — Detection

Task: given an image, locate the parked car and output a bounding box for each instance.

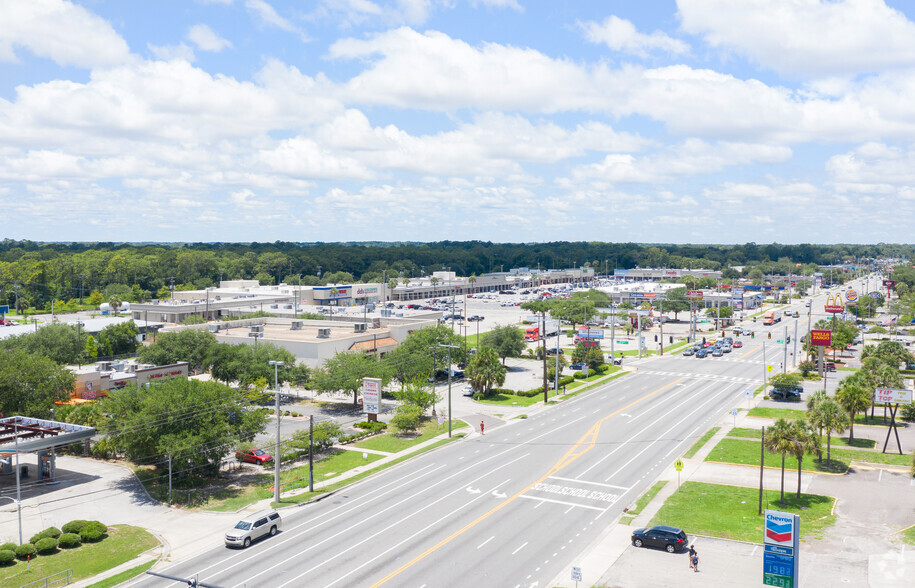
[546,348,565,355]
[225,510,282,548]
[825,362,836,372]
[468,315,484,321]
[570,362,588,371]
[236,448,272,465]
[631,525,688,553]
[770,385,803,400]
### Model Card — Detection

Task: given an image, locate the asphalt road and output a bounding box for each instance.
[130,283,861,588]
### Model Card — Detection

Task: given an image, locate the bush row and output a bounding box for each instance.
[353,421,388,433]
[0,521,108,566]
[472,376,578,400]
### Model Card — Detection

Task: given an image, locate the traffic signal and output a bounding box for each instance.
[669,336,673,344]
[768,332,771,339]
[654,335,658,342]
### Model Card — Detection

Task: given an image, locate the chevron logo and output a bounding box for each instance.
[765,513,794,544]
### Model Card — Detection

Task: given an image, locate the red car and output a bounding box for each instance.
[733,341,743,348]
[236,449,272,464]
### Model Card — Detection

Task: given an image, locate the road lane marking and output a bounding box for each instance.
[369,377,685,587]
[548,476,628,490]
[512,541,529,555]
[518,495,604,511]
[477,536,494,549]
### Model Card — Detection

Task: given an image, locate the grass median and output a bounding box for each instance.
[649,481,836,543]
[0,526,158,588]
[706,438,849,474]
[747,407,893,428]
[727,427,877,449]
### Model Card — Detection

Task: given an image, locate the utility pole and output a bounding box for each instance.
[541,312,548,402]
[438,343,461,437]
[79,273,87,304]
[269,360,284,503]
[659,299,664,356]
[783,325,788,373]
[308,415,314,492]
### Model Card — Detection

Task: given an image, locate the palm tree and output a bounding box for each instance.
[466,346,507,395]
[468,274,477,293]
[764,418,795,506]
[788,420,821,498]
[430,277,439,297]
[812,398,849,467]
[805,390,828,435]
[836,375,872,441]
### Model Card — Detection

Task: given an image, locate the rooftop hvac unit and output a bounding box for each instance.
[251,325,264,333]
[97,361,111,371]
[290,321,303,330]
[317,328,331,338]
[354,323,367,333]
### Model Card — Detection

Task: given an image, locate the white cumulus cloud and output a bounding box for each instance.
[187,24,232,52]
[580,15,689,56]
[0,0,130,68]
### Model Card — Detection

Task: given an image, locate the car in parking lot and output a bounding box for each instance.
[770,385,803,400]
[733,340,743,348]
[570,362,588,371]
[631,525,688,553]
[225,510,282,548]
[682,348,695,356]
[468,315,484,322]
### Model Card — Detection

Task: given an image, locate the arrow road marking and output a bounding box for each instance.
[492,490,507,498]
[466,486,481,494]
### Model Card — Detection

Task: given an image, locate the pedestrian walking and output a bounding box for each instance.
[690,547,699,572]
[687,545,696,571]
[480,420,485,435]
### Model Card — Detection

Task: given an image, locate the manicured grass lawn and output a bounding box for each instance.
[271,436,462,507]
[353,419,468,453]
[748,407,891,428]
[627,481,667,515]
[828,447,912,467]
[727,427,877,448]
[649,482,836,543]
[705,438,848,474]
[207,449,385,511]
[619,515,636,525]
[560,371,629,400]
[899,525,915,546]
[683,427,720,459]
[85,560,156,588]
[0,525,158,588]
[747,407,807,420]
[476,390,556,406]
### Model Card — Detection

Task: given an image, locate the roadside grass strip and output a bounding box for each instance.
[85,560,156,588]
[269,436,463,508]
[207,449,386,511]
[627,481,668,516]
[353,419,468,453]
[0,526,158,588]
[649,481,836,543]
[559,370,630,400]
[896,525,915,546]
[727,427,877,449]
[706,438,849,474]
[683,427,720,459]
[747,407,892,428]
[475,391,553,407]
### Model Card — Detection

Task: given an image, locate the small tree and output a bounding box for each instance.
[812,398,849,467]
[571,344,604,370]
[390,403,423,433]
[481,324,526,365]
[798,360,816,377]
[835,374,872,440]
[394,380,441,415]
[465,346,507,395]
[763,418,795,506]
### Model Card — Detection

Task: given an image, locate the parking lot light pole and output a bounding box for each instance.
[269,360,284,503]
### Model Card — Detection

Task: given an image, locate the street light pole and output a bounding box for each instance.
[438,343,461,437]
[14,423,23,544]
[269,360,284,503]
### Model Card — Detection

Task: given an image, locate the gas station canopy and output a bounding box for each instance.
[0,416,96,454]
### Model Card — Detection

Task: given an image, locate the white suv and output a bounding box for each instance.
[225,510,282,548]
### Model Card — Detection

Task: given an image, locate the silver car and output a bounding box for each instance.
[225,510,282,548]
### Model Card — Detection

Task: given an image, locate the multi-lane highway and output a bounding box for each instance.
[132,286,855,588]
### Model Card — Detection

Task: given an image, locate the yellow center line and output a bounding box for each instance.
[370,376,685,587]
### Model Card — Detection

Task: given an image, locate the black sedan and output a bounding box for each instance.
[631,525,688,553]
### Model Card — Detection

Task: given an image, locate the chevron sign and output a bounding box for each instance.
[764,510,798,547]
[763,510,799,586]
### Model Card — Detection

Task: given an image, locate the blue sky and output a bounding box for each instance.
[2,0,915,244]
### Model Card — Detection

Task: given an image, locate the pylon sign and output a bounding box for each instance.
[824,293,844,314]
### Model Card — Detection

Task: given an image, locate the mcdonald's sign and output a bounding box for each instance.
[824,293,844,314]
[810,330,832,347]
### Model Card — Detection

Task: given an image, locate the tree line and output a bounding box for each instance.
[1,238,907,313]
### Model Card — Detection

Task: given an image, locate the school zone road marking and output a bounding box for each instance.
[369,377,685,587]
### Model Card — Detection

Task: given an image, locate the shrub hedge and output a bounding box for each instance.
[0,542,16,552]
[62,520,89,535]
[354,421,388,432]
[58,533,81,548]
[0,549,15,565]
[34,537,58,554]
[15,543,36,559]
